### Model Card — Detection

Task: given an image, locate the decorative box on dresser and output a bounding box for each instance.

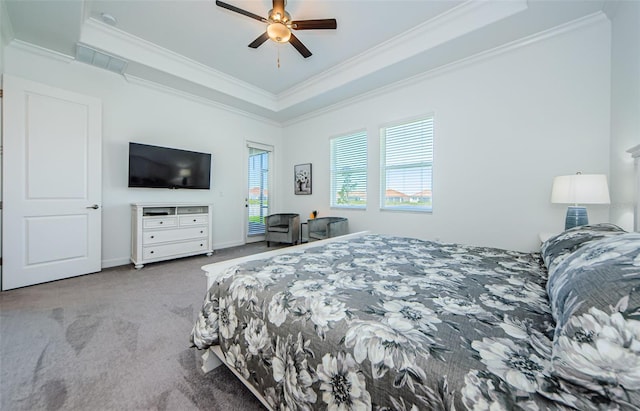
[131,203,213,269]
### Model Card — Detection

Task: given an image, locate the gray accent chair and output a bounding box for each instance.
[265,214,300,247]
[308,217,349,241]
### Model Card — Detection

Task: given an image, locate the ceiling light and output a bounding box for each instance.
[267,9,290,24]
[267,23,291,43]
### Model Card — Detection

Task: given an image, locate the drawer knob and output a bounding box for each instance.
[159,221,163,224]
[200,244,203,247]
[193,219,197,222]
[200,231,204,234]
[150,251,154,254]
[150,235,155,239]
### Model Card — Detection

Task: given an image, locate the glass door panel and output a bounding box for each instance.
[247,147,270,240]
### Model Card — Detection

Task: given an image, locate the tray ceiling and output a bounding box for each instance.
[4,0,608,123]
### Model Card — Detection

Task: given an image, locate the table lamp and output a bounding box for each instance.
[551,173,610,229]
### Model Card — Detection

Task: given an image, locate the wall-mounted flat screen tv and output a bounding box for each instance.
[128,142,212,189]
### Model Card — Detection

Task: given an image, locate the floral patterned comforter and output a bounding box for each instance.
[190,234,626,410]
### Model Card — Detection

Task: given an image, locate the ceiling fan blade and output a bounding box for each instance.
[291,19,337,30]
[289,33,312,58]
[248,32,270,49]
[272,0,285,15]
[215,1,267,23]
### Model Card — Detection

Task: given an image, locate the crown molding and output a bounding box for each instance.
[79,1,528,114]
[283,11,608,127]
[7,37,281,126]
[80,18,278,110]
[124,73,282,128]
[7,4,606,126]
[276,0,528,111]
[8,39,74,63]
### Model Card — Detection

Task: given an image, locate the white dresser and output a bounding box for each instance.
[131,203,213,268]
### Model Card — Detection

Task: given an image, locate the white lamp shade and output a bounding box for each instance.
[267,23,291,43]
[551,174,610,205]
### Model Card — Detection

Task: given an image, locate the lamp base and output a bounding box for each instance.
[565,206,588,230]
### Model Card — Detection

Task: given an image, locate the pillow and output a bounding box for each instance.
[547,232,640,406]
[540,223,625,277]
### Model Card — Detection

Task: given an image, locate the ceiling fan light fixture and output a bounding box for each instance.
[215,0,335,58]
[268,9,290,23]
[267,22,291,43]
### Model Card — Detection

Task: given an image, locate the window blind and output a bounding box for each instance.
[381,117,434,211]
[330,131,367,208]
[247,148,269,235]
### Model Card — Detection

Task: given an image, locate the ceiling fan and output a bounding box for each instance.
[215,0,337,58]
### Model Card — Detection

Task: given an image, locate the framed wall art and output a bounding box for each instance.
[294,163,312,195]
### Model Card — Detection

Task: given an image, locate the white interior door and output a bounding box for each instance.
[2,75,102,290]
[245,142,273,244]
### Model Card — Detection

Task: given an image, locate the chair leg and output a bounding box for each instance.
[267,241,270,247]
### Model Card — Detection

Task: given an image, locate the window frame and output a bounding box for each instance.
[379,115,434,213]
[330,130,368,210]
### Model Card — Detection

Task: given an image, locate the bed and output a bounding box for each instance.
[191,226,640,410]
[191,147,640,410]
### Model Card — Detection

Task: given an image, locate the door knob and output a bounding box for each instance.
[86,204,100,209]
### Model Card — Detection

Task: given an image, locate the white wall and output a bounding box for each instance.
[281,16,612,252]
[0,11,619,266]
[0,0,11,73]
[609,0,640,231]
[3,44,283,267]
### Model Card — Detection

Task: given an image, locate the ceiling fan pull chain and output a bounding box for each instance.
[277,45,281,69]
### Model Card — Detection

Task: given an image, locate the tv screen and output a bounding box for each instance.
[128,142,211,189]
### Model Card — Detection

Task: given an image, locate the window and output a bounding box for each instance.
[247,147,270,235]
[380,117,434,212]
[330,131,367,208]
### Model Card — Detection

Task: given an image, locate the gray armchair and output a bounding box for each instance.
[265,214,300,246]
[308,217,349,241]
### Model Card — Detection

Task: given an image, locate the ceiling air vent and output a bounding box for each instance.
[75,44,127,74]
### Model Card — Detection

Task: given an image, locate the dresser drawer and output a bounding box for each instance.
[143,227,208,245]
[143,239,209,260]
[143,217,178,228]
[179,215,208,226]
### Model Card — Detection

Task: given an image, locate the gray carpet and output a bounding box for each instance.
[0,242,285,410]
